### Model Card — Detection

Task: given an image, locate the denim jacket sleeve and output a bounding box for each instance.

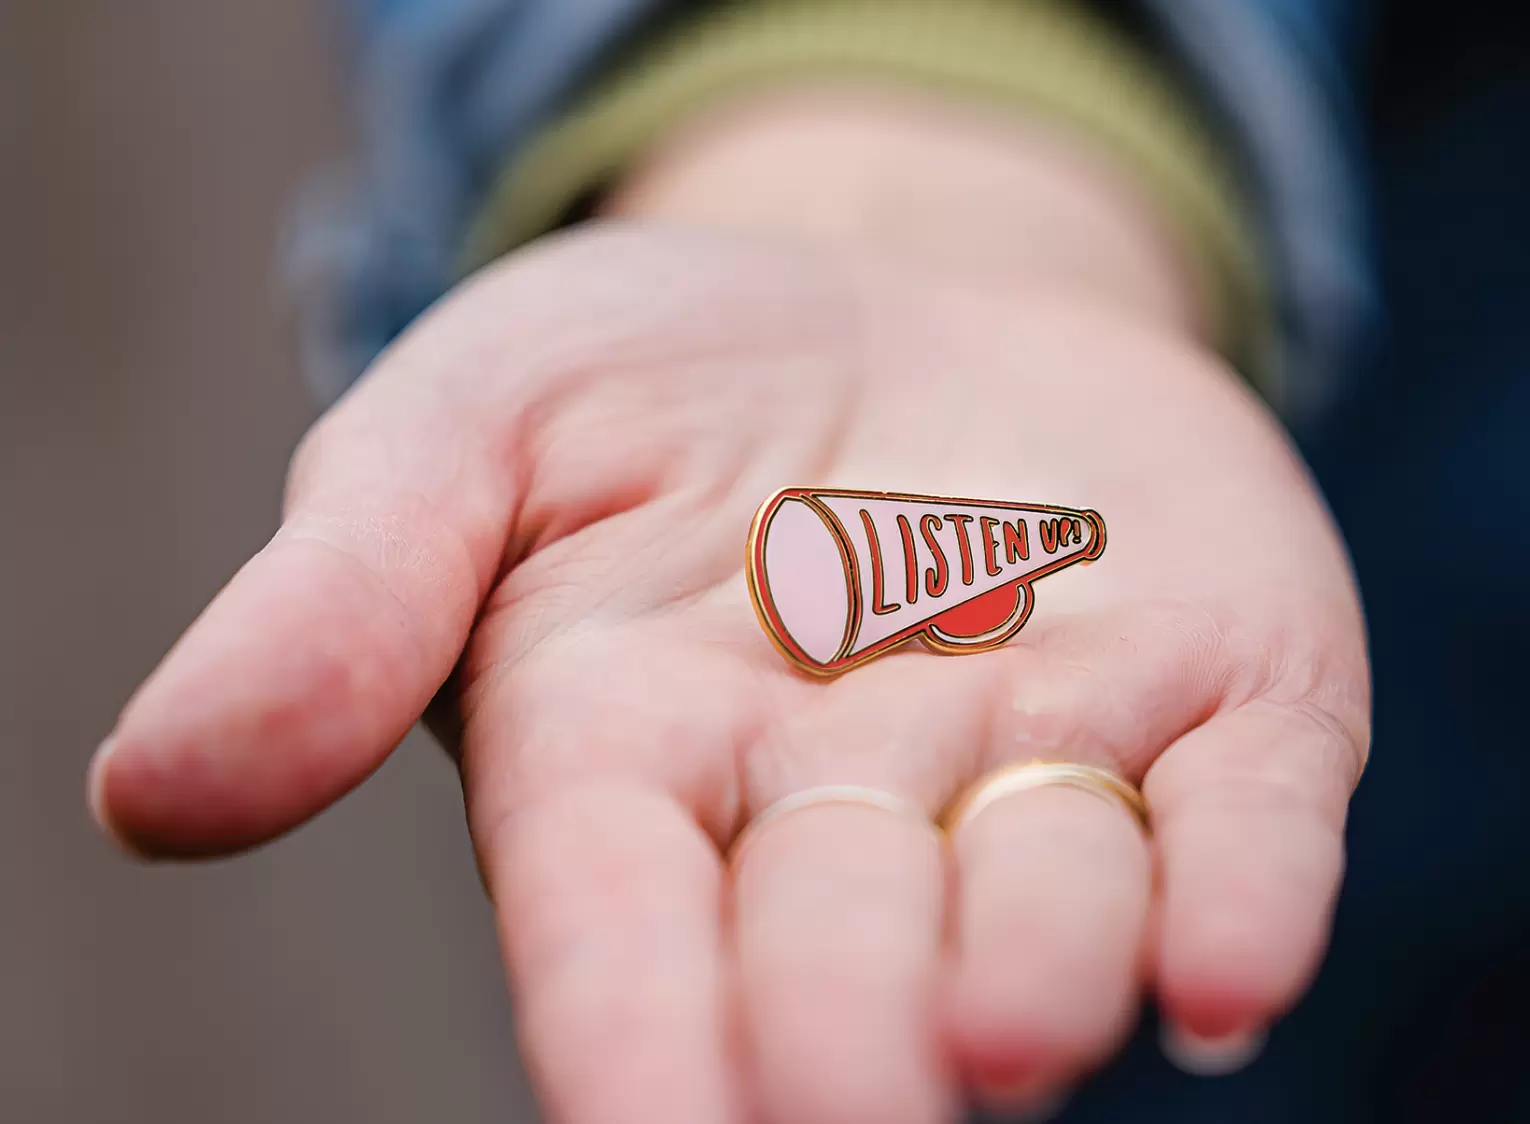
[290,0,1374,422]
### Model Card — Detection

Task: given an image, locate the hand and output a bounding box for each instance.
[90,92,1369,1123]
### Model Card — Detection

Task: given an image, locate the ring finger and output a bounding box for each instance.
[942,766,1152,1109]
[731,655,990,1124]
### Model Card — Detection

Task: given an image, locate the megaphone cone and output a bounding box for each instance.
[747,488,1105,675]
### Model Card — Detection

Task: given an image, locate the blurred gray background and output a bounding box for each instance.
[1,3,536,1120]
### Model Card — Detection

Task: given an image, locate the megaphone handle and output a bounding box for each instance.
[924,579,1035,652]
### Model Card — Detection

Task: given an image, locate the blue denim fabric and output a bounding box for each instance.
[1133,0,1376,419]
[289,0,1374,414]
[290,0,672,397]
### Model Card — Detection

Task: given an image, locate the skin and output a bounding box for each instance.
[88,88,1370,1123]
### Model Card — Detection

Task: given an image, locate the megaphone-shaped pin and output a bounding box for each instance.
[747,488,1106,676]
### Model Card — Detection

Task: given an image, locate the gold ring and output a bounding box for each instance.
[940,761,1149,834]
[728,784,937,864]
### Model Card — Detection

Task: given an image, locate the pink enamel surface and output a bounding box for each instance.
[812,495,1089,656]
[759,497,851,665]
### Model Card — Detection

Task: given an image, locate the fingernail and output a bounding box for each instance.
[977,1078,1072,1122]
[86,736,135,853]
[1160,1022,1266,1076]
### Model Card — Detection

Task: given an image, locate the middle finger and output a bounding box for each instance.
[943,775,1152,1108]
[732,655,990,1124]
[733,798,951,1124]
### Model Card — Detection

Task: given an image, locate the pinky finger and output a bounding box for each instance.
[1145,700,1366,1054]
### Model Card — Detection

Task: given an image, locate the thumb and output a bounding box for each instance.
[90,321,524,857]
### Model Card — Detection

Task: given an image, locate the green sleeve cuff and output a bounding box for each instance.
[461,0,1269,380]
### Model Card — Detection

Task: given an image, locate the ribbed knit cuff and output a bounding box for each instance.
[461,0,1268,380]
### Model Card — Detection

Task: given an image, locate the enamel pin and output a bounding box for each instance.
[746,489,1105,676]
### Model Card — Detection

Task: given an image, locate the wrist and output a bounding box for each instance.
[603,86,1210,342]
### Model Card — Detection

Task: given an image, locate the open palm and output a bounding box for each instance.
[95,226,1369,1123]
